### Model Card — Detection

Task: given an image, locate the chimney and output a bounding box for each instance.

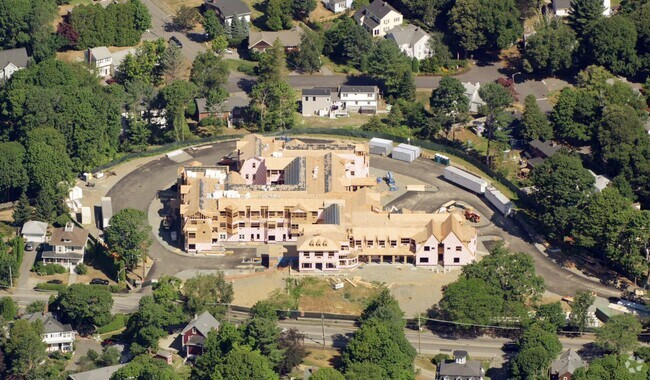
[454,351,468,364]
[64,222,74,232]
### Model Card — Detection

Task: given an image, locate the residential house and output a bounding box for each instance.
[204,0,251,25]
[462,82,485,113]
[550,349,586,380]
[181,311,221,356]
[528,139,560,160]
[588,170,611,192]
[154,349,173,364]
[88,47,112,78]
[354,1,403,37]
[22,312,76,353]
[0,47,29,81]
[323,0,353,13]
[385,24,431,60]
[195,96,248,127]
[553,0,611,17]
[437,350,484,380]
[41,222,89,271]
[301,88,335,117]
[248,27,303,53]
[21,220,48,243]
[68,365,125,380]
[339,85,379,113]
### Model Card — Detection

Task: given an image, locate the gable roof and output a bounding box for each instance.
[302,88,332,96]
[89,46,111,61]
[356,1,399,20]
[438,360,483,378]
[205,0,251,17]
[22,220,48,236]
[182,311,220,336]
[68,364,125,380]
[554,0,571,10]
[339,85,377,93]
[22,312,74,334]
[196,96,249,114]
[551,349,585,375]
[248,27,303,49]
[385,24,429,47]
[49,224,89,247]
[529,139,560,158]
[0,47,29,69]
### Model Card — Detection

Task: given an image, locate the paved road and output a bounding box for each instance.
[3,289,143,314]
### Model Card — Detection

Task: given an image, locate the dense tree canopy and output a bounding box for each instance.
[366,39,415,101]
[596,314,642,354]
[586,16,640,77]
[190,51,230,105]
[520,94,552,141]
[0,0,58,61]
[111,355,181,380]
[568,0,604,38]
[182,272,234,318]
[449,0,522,53]
[323,16,373,68]
[55,284,114,327]
[523,19,577,75]
[104,208,152,270]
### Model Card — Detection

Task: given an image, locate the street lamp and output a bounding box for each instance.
[512,71,522,83]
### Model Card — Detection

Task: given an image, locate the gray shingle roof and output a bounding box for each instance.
[182,311,220,337]
[302,88,332,96]
[529,139,560,158]
[22,312,74,334]
[554,0,571,10]
[438,360,483,378]
[551,349,585,376]
[68,364,125,380]
[364,0,399,19]
[205,0,251,17]
[22,221,48,236]
[49,224,89,247]
[0,47,29,69]
[339,85,377,93]
[385,24,429,47]
[248,27,303,49]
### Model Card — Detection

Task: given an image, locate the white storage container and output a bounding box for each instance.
[485,186,514,216]
[81,207,92,225]
[396,143,421,158]
[369,138,394,156]
[391,146,416,162]
[101,196,113,229]
[444,166,488,194]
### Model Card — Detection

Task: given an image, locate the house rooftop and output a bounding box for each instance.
[204,0,251,17]
[355,1,399,20]
[554,0,571,9]
[339,85,377,93]
[302,88,333,96]
[89,46,111,61]
[0,47,29,69]
[529,139,560,158]
[22,220,48,236]
[49,223,89,247]
[438,360,483,378]
[181,311,220,337]
[550,349,585,376]
[385,24,429,47]
[248,27,303,49]
[68,364,125,380]
[22,312,74,334]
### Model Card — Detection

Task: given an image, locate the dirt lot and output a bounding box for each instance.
[296,277,381,315]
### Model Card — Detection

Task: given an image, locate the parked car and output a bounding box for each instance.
[47,279,63,284]
[169,36,183,48]
[25,241,34,251]
[90,278,109,285]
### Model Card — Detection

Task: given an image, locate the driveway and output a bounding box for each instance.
[66,337,102,371]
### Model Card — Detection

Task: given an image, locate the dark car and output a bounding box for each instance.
[25,241,34,251]
[169,36,183,48]
[90,278,109,285]
[47,279,63,284]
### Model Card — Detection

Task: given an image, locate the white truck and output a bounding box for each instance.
[485,186,514,216]
[443,166,487,194]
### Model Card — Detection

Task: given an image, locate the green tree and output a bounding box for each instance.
[523,19,577,75]
[587,16,640,77]
[568,290,595,334]
[55,283,114,327]
[429,76,469,138]
[568,0,604,38]
[202,10,224,39]
[24,127,74,195]
[573,354,646,380]
[520,94,552,141]
[594,105,645,176]
[192,323,245,378]
[0,142,28,202]
[344,362,388,379]
[173,5,200,31]
[161,44,183,83]
[292,0,317,20]
[126,295,185,354]
[116,39,166,85]
[292,29,323,73]
[438,277,504,326]
[111,354,181,380]
[12,192,32,227]
[190,51,230,105]
[159,80,198,141]
[182,272,234,318]
[478,82,513,168]
[530,151,595,238]
[511,322,562,378]
[265,0,292,30]
[0,296,17,320]
[152,276,182,303]
[219,346,279,380]
[551,87,599,144]
[605,211,650,281]
[245,311,284,368]
[367,39,415,101]
[104,208,152,270]
[323,17,373,68]
[277,328,307,375]
[448,0,484,53]
[596,314,642,354]
[311,368,345,380]
[25,300,47,314]
[535,302,566,330]
[5,319,47,377]
[211,35,228,54]
[359,288,406,329]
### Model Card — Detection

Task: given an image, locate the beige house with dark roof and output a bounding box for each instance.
[248,27,303,52]
[177,135,478,271]
[42,222,89,271]
[353,1,403,37]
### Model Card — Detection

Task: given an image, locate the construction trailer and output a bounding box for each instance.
[101,197,113,229]
[485,186,513,216]
[369,138,394,156]
[80,207,92,225]
[391,143,421,162]
[443,166,487,194]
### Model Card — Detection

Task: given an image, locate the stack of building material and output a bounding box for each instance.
[391,143,421,162]
[369,138,393,156]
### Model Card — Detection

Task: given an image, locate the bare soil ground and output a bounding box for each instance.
[297,277,380,315]
[301,348,342,369]
[297,113,369,129]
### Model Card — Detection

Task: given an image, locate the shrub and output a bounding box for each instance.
[75,263,88,275]
[35,283,68,292]
[97,313,126,333]
[432,353,450,366]
[237,64,256,76]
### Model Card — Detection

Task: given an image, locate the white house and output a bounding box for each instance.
[385,24,431,60]
[41,222,89,271]
[301,85,380,117]
[353,1,404,37]
[323,0,353,13]
[204,0,252,26]
[462,82,485,113]
[22,312,76,353]
[88,47,112,78]
[21,221,48,243]
[0,47,29,81]
[553,0,611,17]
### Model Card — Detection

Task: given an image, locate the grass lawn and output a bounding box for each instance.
[225,58,257,74]
[320,56,359,75]
[296,277,381,315]
[153,0,203,14]
[297,113,369,129]
[302,348,342,369]
[415,90,431,109]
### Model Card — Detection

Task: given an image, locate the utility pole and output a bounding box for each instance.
[8,265,13,290]
[321,313,326,348]
[417,314,421,354]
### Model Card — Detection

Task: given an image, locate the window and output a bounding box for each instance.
[313,96,316,101]
[383,19,388,24]
[252,162,256,168]
[456,246,462,251]
[326,263,336,268]
[302,263,312,269]
[291,224,299,229]
[239,234,245,239]
[424,246,430,251]
[453,257,460,263]
[238,222,245,227]
[219,233,226,240]
[252,174,256,180]
[390,240,397,247]
[245,174,249,180]
[188,232,196,238]
[394,17,400,22]
[366,240,373,247]
[304,97,308,101]
[420,257,429,263]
